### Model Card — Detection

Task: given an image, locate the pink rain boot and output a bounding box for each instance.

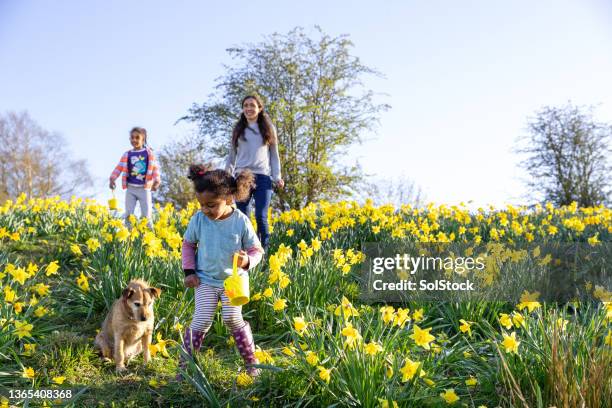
[232,322,260,376]
[176,327,205,381]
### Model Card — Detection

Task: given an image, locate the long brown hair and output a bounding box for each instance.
[231,95,276,149]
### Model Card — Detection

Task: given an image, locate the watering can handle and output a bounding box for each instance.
[232,253,239,277]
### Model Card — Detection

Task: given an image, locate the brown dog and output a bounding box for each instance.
[94,279,161,372]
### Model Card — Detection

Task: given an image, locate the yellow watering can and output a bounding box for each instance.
[224,253,250,306]
[108,189,118,210]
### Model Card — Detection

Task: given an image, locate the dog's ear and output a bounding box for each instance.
[122,287,135,299]
[148,287,161,299]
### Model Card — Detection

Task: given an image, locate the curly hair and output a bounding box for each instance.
[187,164,254,201]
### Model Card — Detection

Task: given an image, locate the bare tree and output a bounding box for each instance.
[362,175,424,207]
[517,103,611,207]
[0,111,93,201]
[155,136,208,209]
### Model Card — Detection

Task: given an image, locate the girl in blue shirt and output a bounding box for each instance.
[179,165,264,379]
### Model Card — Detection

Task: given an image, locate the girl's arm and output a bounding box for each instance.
[244,246,264,270]
[182,240,197,276]
[269,142,281,182]
[148,149,162,185]
[109,152,128,181]
[240,212,264,269]
[269,125,281,182]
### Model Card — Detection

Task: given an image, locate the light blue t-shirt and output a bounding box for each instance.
[184,208,261,288]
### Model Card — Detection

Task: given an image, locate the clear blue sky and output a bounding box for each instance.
[1,0,611,208]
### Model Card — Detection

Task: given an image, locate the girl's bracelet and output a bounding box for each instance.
[183,269,196,277]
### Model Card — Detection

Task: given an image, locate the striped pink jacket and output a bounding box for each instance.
[109,147,161,190]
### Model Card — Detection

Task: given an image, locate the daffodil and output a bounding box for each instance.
[115,228,130,242]
[282,345,296,356]
[364,341,383,356]
[293,316,307,336]
[53,376,66,385]
[86,237,101,252]
[511,312,526,328]
[517,290,541,312]
[148,343,159,357]
[499,313,513,330]
[380,306,395,325]
[13,302,24,314]
[334,296,359,319]
[34,306,48,318]
[465,376,478,386]
[393,307,410,328]
[22,343,37,356]
[32,283,50,296]
[76,272,90,292]
[317,365,331,383]
[440,388,459,404]
[14,320,33,339]
[311,238,321,252]
[341,322,362,349]
[254,347,274,364]
[273,298,287,311]
[501,332,520,354]
[9,267,28,285]
[305,351,319,366]
[556,318,568,331]
[399,358,421,382]
[237,372,254,386]
[22,366,35,379]
[70,244,82,256]
[409,325,436,350]
[459,319,472,336]
[588,233,600,246]
[45,261,60,276]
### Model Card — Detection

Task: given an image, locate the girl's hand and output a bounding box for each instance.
[152,181,161,191]
[184,274,200,288]
[275,179,285,189]
[235,250,249,269]
[109,180,116,190]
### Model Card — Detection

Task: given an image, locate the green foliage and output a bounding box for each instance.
[155,138,205,209]
[179,26,390,209]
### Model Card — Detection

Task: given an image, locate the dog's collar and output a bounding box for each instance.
[122,298,136,321]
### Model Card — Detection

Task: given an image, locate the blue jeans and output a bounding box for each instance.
[236,173,272,250]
